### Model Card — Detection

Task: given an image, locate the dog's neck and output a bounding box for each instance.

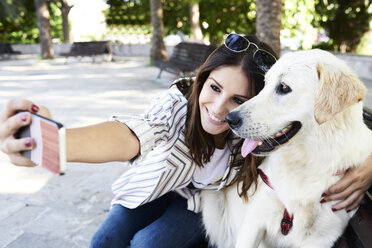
[280,103,366,169]
[262,102,372,209]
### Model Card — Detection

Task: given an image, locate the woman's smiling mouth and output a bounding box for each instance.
[206,108,226,125]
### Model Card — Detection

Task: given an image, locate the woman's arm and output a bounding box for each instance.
[322,153,372,211]
[0,99,140,166]
[66,121,139,163]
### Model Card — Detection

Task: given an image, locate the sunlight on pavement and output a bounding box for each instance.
[0,154,53,194]
[0,55,172,197]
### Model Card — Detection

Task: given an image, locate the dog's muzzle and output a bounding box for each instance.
[226,111,302,155]
[226,111,242,129]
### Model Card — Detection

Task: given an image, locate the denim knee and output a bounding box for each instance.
[89,204,131,248]
[89,231,113,248]
[129,196,205,248]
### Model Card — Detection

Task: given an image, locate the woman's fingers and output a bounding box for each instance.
[38,105,52,119]
[322,181,355,203]
[345,194,365,212]
[0,112,32,140]
[0,99,38,121]
[0,99,42,167]
[1,136,37,167]
[330,190,364,211]
[324,171,354,197]
[9,152,37,167]
[1,136,36,155]
[321,159,372,211]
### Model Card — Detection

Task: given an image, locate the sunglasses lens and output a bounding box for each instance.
[225,34,249,52]
[254,50,276,72]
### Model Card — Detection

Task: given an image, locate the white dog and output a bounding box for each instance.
[201,49,372,248]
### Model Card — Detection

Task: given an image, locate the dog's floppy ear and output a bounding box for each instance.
[314,62,365,124]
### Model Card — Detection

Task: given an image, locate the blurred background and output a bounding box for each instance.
[0,2,372,247]
[1,0,371,59]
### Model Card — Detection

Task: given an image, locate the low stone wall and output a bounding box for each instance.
[12,44,71,55]
[334,53,372,82]
[12,43,174,58]
[10,44,372,81]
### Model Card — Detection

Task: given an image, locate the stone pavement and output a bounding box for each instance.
[0,55,372,248]
[0,55,175,248]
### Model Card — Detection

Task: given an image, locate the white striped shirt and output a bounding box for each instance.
[111,85,241,213]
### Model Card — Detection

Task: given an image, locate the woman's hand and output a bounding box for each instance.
[0,99,50,167]
[321,154,372,212]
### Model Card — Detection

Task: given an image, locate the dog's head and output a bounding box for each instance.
[227,49,365,156]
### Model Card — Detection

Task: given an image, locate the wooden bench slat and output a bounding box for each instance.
[60,41,113,62]
[154,42,216,78]
[0,43,21,58]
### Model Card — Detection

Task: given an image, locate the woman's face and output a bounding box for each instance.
[199,65,250,139]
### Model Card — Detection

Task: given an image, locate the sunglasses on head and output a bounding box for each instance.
[224,33,277,72]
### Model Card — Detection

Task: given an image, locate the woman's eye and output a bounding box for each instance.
[277,82,292,94]
[233,97,244,105]
[210,84,221,92]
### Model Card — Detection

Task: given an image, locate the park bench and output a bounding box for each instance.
[154,42,216,78]
[0,42,21,59]
[60,41,113,63]
[173,77,372,248]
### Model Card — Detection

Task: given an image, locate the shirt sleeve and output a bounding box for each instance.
[111,86,187,163]
[110,86,190,209]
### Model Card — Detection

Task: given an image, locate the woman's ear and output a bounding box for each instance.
[314,62,365,124]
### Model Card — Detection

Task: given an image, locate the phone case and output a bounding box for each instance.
[16,113,66,175]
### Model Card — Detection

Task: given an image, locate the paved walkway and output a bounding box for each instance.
[0,55,175,248]
[0,55,371,248]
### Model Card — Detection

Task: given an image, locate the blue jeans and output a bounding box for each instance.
[89,192,206,248]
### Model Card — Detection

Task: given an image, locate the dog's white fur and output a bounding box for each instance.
[201,49,372,247]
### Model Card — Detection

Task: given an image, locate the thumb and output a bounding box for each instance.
[37,106,53,119]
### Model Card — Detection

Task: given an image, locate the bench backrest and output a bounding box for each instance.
[0,42,17,54]
[69,41,111,55]
[169,42,216,68]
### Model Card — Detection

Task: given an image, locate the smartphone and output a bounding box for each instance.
[16,112,66,175]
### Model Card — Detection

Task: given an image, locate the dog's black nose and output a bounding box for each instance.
[226,112,242,129]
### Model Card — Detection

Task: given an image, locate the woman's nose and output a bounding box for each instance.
[213,97,228,114]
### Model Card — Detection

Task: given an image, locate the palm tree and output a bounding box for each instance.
[256,0,282,56]
[150,0,167,62]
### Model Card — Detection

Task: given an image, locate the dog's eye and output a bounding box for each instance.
[277,82,292,94]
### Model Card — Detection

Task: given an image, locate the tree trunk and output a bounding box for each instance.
[60,0,72,43]
[189,2,202,40]
[150,0,167,62]
[256,0,282,57]
[34,0,54,59]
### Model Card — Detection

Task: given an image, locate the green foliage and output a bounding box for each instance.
[48,0,64,43]
[313,0,372,52]
[356,31,372,55]
[0,0,38,43]
[105,0,151,25]
[106,25,151,35]
[282,0,318,49]
[105,0,257,45]
[199,0,256,44]
[311,40,337,50]
[0,0,63,44]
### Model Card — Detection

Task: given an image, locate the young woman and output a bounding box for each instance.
[0,34,371,248]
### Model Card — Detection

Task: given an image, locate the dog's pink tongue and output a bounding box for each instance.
[241,139,259,157]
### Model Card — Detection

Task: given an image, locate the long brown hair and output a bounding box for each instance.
[184,35,278,199]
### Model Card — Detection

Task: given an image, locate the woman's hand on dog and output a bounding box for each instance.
[0,99,50,167]
[322,153,372,212]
